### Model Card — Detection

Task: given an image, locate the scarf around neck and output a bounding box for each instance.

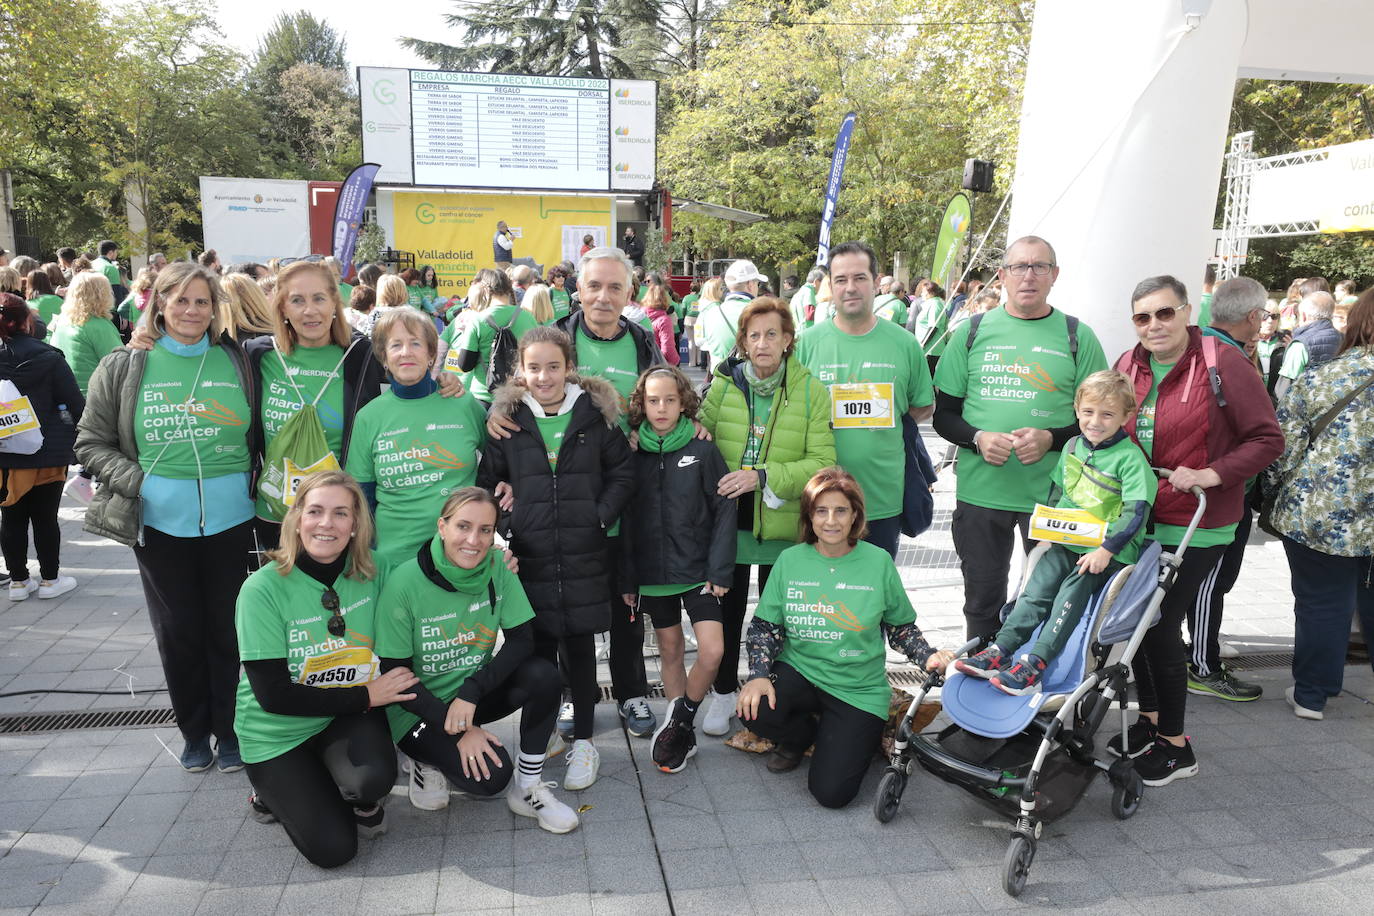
[429,534,493,593]
[638,415,695,454]
[743,358,784,398]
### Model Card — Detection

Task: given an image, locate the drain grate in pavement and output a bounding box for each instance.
[1228,652,1294,670]
[0,707,177,735]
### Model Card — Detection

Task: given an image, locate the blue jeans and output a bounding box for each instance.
[1282,537,1374,711]
[863,514,902,558]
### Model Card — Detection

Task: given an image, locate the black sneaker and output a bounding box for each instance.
[651,716,698,774]
[1134,737,1198,787]
[955,646,1006,680]
[1187,665,1262,701]
[248,793,277,825]
[354,804,387,839]
[1107,716,1157,759]
[991,654,1047,696]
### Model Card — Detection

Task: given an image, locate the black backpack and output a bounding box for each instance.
[966,309,1080,366]
[486,309,522,389]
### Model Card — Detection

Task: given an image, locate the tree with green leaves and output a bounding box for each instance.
[403,0,662,78]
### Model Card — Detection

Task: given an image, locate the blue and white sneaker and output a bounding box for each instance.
[619,696,656,738]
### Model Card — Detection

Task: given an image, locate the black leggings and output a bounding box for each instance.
[748,661,885,809]
[244,711,396,869]
[1132,543,1227,736]
[397,655,560,795]
[0,479,64,582]
[534,632,600,740]
[715,563,772,694]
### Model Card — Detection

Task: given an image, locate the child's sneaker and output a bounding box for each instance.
[954,646,1005,680]
[651,699,698,774]
[991,654,1047,696]
[1134,736,1198,787]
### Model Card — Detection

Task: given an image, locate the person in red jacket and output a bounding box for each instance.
[1109,275,1283,787]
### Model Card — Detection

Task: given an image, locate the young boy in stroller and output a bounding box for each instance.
[955,371,1155,695]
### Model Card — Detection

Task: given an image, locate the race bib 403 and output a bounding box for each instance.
[0,397,40,439]
[830,382,895,429]
[1029,503,1106,548]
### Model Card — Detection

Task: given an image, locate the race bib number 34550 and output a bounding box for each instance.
[830,382,895,429]
[298,647,379,687]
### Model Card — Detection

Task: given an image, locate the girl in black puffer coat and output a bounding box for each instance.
[478,326,634,785]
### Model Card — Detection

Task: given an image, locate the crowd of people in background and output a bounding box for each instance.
[0,236,1369,868]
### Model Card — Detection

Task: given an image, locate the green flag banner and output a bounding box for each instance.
[931,193,972,291]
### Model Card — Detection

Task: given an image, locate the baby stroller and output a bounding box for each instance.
[874,480,1208,897]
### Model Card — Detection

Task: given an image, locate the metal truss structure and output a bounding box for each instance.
[1216,130,1326,280]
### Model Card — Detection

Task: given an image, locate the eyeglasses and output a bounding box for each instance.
[1264,312,1282,320]
[1131,306,1180,327]
[322,587,344,637]
[1002,262,1055,277]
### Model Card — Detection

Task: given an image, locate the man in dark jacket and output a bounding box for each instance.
[488,246,663,740]
[620,227,645,267]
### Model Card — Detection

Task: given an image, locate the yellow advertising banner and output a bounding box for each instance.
[391,192,613,297]
[1318,139,1374,234]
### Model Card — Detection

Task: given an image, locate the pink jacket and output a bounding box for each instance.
[649,309,679,365]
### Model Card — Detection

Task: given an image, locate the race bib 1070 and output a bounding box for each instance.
[1029,503,1106,548]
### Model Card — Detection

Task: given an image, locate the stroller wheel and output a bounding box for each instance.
[1002,834,1035,897]
[1111,770,1144,820]
[873,768,907,823]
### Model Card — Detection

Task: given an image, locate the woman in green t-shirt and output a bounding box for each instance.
[346,307,487,570]
[48,271,123,394]
[375,488,580,833]
[738,467,951,809]
[234,471,419,868]
[913,279,948,376]
[697,297,836,738]
[545,266,573,321]
[75,262,258,774]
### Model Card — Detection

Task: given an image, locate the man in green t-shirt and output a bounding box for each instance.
[92,239,122,289]
[931,235,1108,641]
[487,246,663,737]
[796,242,934,558]
[789,267,825,334]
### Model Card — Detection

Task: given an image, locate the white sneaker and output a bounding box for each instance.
[563,739,600,790]
[507,780,579,833]
[1219,640,1241,659]
[9,579,37,602]
[545,730,567,760]
[701,689,736,736]
[408,759,450,810]
[63,475,94,504]
[1285,686,1323,721]
[37,576,77,600]
[556,701,575,739]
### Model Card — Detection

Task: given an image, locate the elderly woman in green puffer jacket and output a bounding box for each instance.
[696,296,835,736]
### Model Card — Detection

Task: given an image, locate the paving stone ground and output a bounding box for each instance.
[2,464,1371,914]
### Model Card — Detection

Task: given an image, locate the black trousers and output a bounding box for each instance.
[748,661,885,809]
[534,632,600,740]
[398,655,560,795]
[133,522,254,744]
[245,711,395,869]
[605,536,649,702]
[1187,507,1250,676]
[0,479,64,582]
[950,500,1033,641]
[1132,543,1227,736]
[715,563,772,695]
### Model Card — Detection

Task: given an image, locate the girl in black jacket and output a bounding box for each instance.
[0,294,84,599]
[478,326,634,791]
[620,366,735,774]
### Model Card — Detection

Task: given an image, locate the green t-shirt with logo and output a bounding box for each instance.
[934,308,1108,513]
[256,343,348,519]
[136,345,252,479]
[375,552,535,742]
[440,316,476,393]
[753,541,916,719]
[458,304,539,404]
[535,411,574,470]
[681,292,701,321]
[233,563,383,763]
[549,288,572,322]
[797,318,934,521]
[575,325,639,421]
[1135,358,1237,550]
[346,389,488,568]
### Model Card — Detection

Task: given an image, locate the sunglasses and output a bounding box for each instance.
[322,587,344,637]
[1264,312,1282,320]
[1131,306,1180,327]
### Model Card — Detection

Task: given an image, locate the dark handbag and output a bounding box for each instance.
[1257,372,1374,537]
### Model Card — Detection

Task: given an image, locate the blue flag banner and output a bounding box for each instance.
[815,111,857,266]
[332,163,381,272]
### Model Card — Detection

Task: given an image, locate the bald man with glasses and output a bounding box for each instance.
[932,236,1109,641]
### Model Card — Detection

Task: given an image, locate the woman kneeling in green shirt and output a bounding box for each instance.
[375,488,580,833]
[739,467,953,809]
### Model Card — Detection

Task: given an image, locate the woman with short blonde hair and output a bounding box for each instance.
[221,272,276,341]
[49,272,121,394]
[521,283,555,326]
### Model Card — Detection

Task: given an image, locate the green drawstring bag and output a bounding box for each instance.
[255,343,348,520]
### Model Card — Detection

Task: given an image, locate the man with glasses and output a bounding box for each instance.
[932,236,1108,641]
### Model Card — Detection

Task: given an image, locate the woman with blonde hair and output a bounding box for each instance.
[521,282,556,326]
[220,272,276,341]
[690,277,725,369]
[358,273,409,337]
[117,267,157,325]
[76,261,257,772]
[49,272,122,393]
[235,470,417,866]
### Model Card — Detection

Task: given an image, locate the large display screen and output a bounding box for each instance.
[359,67,656,192]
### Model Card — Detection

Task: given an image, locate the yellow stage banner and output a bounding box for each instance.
[391,192,613,297]
[1318,139,1374,234]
